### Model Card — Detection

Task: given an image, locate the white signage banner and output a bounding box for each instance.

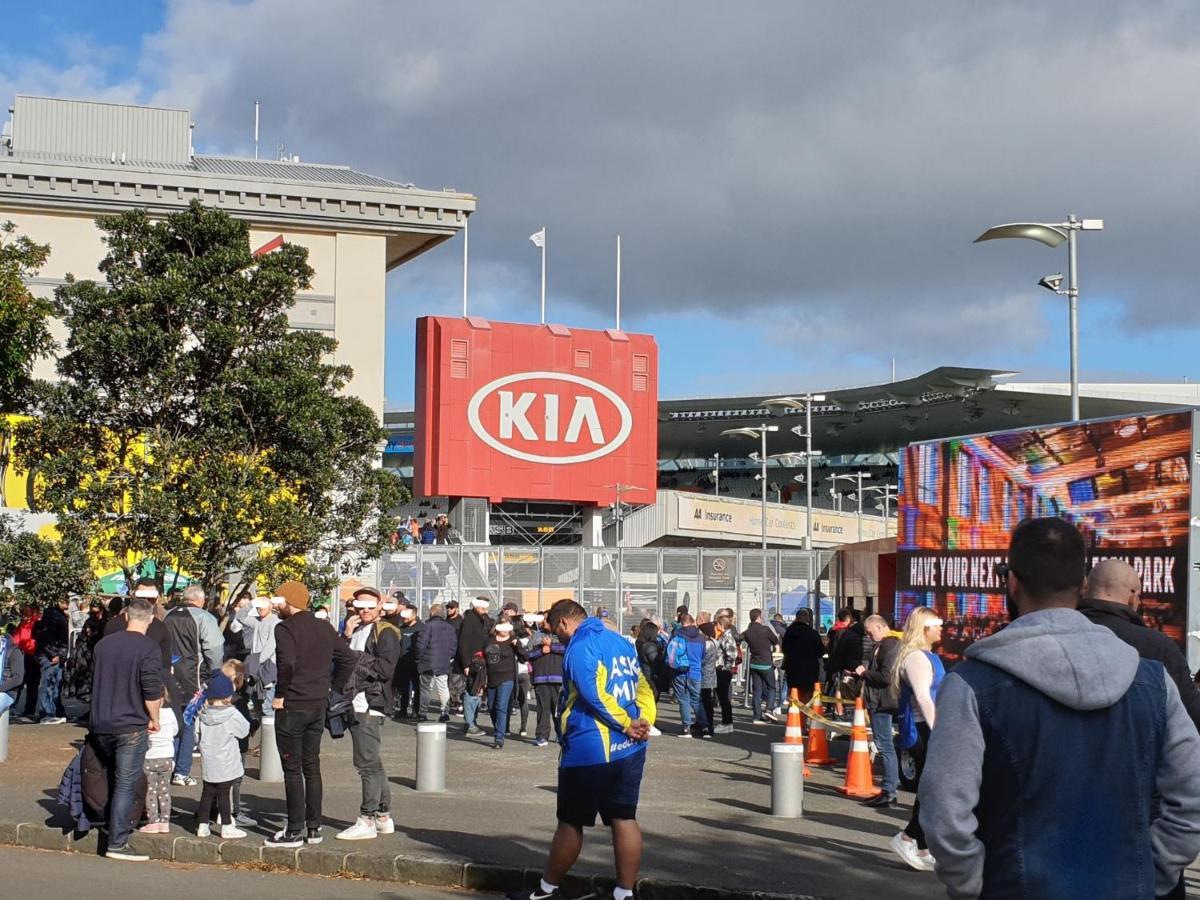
[675,494,888,545]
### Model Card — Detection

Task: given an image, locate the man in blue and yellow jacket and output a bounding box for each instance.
[508,600,655,900]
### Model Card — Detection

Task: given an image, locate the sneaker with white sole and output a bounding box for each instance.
[264,829,303,848]
[105,845,149,862]
[890,831,931,871]
[505,887,561,900]
[171,774,198,787]
[373,814,395,835]
[305,826,323,844]
[220,824,247,839]
[336,817,378,841]
[648,725,662,736]
[196,823,211,838]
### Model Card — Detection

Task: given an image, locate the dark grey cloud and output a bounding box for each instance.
[25,2,1200,374]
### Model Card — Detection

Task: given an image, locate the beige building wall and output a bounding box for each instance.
[4,207,387,416]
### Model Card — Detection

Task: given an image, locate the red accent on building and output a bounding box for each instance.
[414,317,658,506]
[252,234,285,256]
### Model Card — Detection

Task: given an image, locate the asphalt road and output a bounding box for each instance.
[0,846,496,899]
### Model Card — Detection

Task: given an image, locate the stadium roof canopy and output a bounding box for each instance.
[658,367,1181,460]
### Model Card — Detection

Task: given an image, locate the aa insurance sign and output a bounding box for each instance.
[414,317,658,505]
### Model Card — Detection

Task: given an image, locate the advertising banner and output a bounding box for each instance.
[675,493,889,545]
[897,410,1193,659]
[414,317,658,506]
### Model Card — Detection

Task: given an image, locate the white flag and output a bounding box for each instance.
[529,228,545,249]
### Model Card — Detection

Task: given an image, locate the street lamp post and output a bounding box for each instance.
[857,483,898,529]
[758,393,826,550]
[831,471,873,541]
[607,482,645,547]
[721,424,779,550]
[975,215,1104,422]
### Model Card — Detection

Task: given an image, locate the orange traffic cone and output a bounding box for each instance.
[837,696,881,799]
[805,681,835,766]
[783,690,810,777]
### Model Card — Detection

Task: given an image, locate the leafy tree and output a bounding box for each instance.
[16,201,405,599]
[0,514,92,614]
[0,221,53,414]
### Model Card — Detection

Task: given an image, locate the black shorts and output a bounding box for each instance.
[556,751,646,827]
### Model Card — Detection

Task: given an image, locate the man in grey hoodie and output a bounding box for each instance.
[920,517,1200,899]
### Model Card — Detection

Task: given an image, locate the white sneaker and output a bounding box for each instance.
[196,823,211,838]
[890,832,930,872]
[336,816,378,841]
[916,850,937,871]
[373,814,395,835]
[647,725,662,736]
[220,825,247,839]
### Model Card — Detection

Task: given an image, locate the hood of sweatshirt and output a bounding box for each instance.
[680,624,702,641]
[963,607,1140,711]
[199,703,242,726]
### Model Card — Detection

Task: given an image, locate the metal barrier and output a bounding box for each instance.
[373,545,834,627]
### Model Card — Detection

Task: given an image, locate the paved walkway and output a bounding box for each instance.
[4,699,1199,898]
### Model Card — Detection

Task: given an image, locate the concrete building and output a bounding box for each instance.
[1,94,474,419]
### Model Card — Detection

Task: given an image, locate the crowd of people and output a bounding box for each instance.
[7,515,1200,897]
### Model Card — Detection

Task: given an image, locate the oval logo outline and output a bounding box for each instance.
[466,371,633,465]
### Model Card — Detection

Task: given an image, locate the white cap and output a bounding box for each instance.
[471,598,490,610]
[494,622,514,634]
[133,586,159,599]
[250,597,272,609]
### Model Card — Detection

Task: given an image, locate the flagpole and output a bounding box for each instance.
[540,226,547,324]
[616,233,622,331]
[462,216,469,317]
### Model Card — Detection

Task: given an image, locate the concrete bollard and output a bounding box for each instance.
[0,708,9,763]
[770,742,805,818]
[416,721,447,793]
[258,716,283,783]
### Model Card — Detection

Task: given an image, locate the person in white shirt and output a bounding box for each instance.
[138,690,179,834]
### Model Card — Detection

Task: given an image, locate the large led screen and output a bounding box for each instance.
[897,410,1193,660]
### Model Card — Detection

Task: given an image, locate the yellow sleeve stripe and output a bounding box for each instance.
[560,684,577,735]
[636,671,657,728]
[595,660,632,731]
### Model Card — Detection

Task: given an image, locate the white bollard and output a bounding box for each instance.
[416,721,447,793]
[258,716,283,783]
[0,709,9,763]
[771,742,805,818]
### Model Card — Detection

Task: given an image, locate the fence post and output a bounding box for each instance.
[771,742,804,817]
[0,708,9,763]
[258,715,283,783]
[456,544,463,612]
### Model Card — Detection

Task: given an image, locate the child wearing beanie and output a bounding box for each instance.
[196,672,250,839]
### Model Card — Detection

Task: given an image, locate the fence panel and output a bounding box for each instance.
[581,549,619,624]
[620,549,660,635]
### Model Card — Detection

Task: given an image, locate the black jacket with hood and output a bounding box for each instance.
[342,619,403,715]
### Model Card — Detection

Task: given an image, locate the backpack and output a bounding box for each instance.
[666,634,690,672]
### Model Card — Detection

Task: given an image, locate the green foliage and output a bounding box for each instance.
[15,201,407,596]
[0,221,54,415]
[0,514,92,611]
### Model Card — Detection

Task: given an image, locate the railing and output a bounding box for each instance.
[369,545,835,633]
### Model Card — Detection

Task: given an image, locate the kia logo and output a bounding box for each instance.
[467,371,633,465]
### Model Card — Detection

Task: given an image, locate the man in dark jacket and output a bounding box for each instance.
[33,597,71,724]
[457,598,494,735]
[826,609,865,711]
[740,609,781,723]
[781,609,824,703]
[265,580,356,849]
[416,603,458,722]
[392,606,425,720]
[921,517,1200,897]
[1,625,26,710]
[527,616,565,747]
[856,614,900,808]
[336,586,402,842]
[1080,559,1200,734]
[164,584,223,785]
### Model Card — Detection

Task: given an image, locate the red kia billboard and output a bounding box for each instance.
[414,316,658,506]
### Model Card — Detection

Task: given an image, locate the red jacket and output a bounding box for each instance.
[12,612,39,656]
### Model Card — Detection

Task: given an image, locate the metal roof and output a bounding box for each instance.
[191,156,412,189]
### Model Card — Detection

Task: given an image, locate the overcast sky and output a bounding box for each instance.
[6,1,1200,405]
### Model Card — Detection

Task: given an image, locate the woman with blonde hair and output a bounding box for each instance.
[889,605,944,873]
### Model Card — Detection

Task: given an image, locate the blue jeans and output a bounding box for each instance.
[463,694,482,730]
[174,717,196,777]
[750,667,776,720]
[89,730,149,849]
[872,710,899,796]
[37,658,63,720]
[673,674,706,733]
[487,681,515,745]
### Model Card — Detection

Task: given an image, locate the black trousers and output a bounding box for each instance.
[716,669,734,725]
[20,653,39,716]
[700,687,716,734]
[902,721,931,850]
[198,779,234,826]
[276,704,326,832]
[534,683,560,742]
[394,666,420,716]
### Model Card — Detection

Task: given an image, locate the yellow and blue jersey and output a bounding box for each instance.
[559,617,657,768]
